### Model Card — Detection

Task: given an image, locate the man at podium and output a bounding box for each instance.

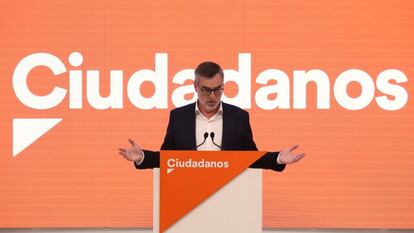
[119,61,305,171]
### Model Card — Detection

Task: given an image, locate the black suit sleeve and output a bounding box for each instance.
[134,149,159,169]
[134,110,177,169]
[242,111,286,172]
[160,110,176,150]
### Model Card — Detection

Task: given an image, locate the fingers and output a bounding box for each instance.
[118,150,132,161]
[118,148,128,155]
[118,148,129,158]
[118,151,127,158]
[289,144,299,152]
[119,139,140,161]
[128,138,136,146]
[293,153,305,163]
[129,138,142,151]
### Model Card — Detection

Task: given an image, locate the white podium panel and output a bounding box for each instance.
[153,168,262,233]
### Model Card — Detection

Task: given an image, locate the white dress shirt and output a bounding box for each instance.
[195,102,223,151]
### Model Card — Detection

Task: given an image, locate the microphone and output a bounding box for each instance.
[210,132,222,150]
[195,132,209,149]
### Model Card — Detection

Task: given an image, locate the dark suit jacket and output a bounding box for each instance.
[135,102,285,172]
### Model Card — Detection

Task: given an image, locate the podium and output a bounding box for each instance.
[152,150,265,233]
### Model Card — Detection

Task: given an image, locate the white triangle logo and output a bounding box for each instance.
[167,168,174,174]
[13,118,62,157]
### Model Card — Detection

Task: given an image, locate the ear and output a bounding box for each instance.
[193,81,198,91]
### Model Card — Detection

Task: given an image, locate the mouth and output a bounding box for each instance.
[206,101,217,106]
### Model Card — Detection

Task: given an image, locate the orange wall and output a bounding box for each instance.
[0,0,413,228]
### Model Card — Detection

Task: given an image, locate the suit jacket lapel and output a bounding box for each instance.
[221,103,230,150]
[188,103,196,150]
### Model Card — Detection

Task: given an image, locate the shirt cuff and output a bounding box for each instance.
[134,151,145,166]
[276,152,284,164]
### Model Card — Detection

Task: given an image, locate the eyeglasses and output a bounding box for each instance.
[200,86,224,96]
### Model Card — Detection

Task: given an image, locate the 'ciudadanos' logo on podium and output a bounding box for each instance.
[166,157,230,174]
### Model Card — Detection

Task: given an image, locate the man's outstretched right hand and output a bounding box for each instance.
[118,138,144,162]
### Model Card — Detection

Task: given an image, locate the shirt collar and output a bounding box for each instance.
[195,101,223,119]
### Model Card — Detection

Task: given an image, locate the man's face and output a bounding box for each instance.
[194,74,224,113]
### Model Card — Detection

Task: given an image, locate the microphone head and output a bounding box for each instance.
[210,132,215,139]
[203,132,209,139]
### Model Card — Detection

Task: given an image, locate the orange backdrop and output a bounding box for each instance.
[0,0,413,228]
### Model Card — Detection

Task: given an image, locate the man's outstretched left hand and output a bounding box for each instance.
[278,144,305,164]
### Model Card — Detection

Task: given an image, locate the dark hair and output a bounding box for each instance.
[194,61,224,83]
